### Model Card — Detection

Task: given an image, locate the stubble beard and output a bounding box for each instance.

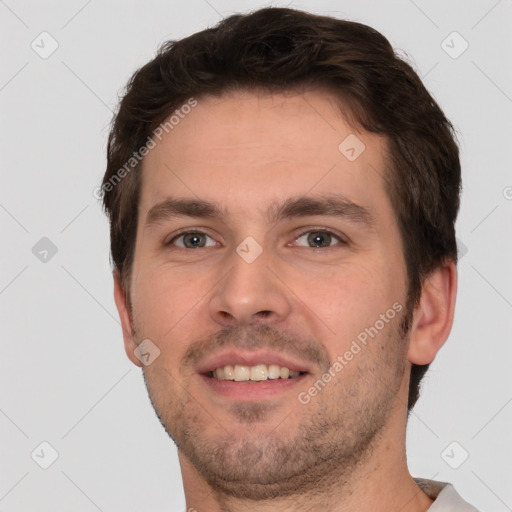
[140,308,411,500]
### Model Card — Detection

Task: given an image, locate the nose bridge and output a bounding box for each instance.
[208,239,292,325]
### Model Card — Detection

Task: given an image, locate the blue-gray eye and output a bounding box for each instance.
[295,230,342,248]
[170,232,216,248]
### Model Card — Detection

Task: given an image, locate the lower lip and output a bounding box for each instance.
[199,374,308,400]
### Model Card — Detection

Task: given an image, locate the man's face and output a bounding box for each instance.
[122,89,413,498]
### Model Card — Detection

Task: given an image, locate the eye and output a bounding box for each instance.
[294,229,345,248]
[167,231,217,249]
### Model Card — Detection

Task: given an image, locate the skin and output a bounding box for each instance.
[113,88,457,511]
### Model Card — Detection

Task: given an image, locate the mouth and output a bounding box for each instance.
[196,351,311,400]
[207,363,306,382]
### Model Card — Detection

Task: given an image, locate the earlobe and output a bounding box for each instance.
[113,270,143,367]
[407,260,457,366]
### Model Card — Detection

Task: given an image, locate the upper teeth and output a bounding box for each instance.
[212,364,301,381]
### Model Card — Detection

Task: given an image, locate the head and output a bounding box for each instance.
[102,6,460,500]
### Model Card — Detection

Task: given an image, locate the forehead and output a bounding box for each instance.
[138,89,391,222]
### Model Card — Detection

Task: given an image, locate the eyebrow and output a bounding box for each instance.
[145,194,376,230]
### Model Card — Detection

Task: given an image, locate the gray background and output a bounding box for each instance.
[1,0,511,510]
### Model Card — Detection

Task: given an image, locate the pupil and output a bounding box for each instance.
[185,233,205,248]
[308,232,330,247]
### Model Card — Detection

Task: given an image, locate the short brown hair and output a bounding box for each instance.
[101,7,461,411]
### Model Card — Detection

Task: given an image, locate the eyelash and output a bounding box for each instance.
[164,228,347,249]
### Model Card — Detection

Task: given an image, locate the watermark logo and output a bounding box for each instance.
[32,237,58,263]
[441,31,469,60]
[338,134,366,161]
[31,441,59,469]
[31,31,59,59]
[441,441,469,469]
[236,236,263,264]
[134,338,161,366]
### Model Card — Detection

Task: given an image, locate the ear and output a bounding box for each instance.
[113,269,143,367]
[407,259,457,365]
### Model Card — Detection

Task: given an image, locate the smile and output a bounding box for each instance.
[209,363,305,381]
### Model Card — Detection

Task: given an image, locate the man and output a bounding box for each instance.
[101,7,479,511]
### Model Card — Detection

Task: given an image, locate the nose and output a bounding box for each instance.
[208,245,293,327]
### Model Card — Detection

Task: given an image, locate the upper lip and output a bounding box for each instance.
[196,350,313,375]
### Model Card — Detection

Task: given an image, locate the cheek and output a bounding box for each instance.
[296,256,404,355]
[130,265,212,352]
